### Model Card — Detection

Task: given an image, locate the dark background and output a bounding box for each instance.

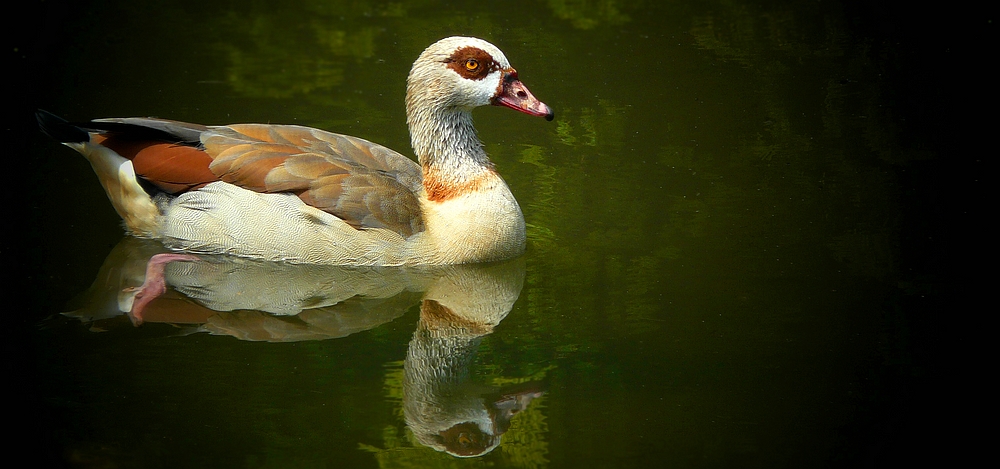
[10,1,990,466]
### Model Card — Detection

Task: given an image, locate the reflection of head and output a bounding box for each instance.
[403,299,501,457]
[436,421,500,457]
[432,389,544,457]
[403,293,543,458]
[400,260,528,457]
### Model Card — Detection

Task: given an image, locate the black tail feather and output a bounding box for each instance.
[36,109,90,143]
[37,110,207,146]
[89,117,207,145]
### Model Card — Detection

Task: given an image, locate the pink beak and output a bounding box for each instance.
[492,70,554,121]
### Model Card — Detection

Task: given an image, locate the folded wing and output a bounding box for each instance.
[205,124,425,237]
[91,119,426,238]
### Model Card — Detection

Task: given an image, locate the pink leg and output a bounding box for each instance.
[124,253,200,326]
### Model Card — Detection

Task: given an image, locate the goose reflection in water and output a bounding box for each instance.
[63,237,543,457]
[406,299,543,457]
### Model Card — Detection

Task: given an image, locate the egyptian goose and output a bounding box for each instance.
[38,36,552,265]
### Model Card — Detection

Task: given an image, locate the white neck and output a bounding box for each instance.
[406,100,494,187]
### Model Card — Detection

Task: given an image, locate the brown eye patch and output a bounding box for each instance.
[445,46,498,80]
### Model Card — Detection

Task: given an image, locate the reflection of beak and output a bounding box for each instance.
[492,70,554,121]
[490,390,545,434]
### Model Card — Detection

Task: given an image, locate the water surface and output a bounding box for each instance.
[19,0,966,467]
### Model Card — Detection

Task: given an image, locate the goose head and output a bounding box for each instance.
[406,37,552,166]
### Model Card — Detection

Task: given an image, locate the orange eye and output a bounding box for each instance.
[465,59,479,71]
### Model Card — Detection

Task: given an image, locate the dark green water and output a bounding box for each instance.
[15,0,980,467]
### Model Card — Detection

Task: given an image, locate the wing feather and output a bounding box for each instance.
[203,124,424,237]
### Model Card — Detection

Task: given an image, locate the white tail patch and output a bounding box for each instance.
[70,142,161,237]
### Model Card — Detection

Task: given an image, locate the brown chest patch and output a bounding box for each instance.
[423,166,498,202]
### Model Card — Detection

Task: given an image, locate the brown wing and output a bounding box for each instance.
[88,118,219,194]
[203,124,425,237]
